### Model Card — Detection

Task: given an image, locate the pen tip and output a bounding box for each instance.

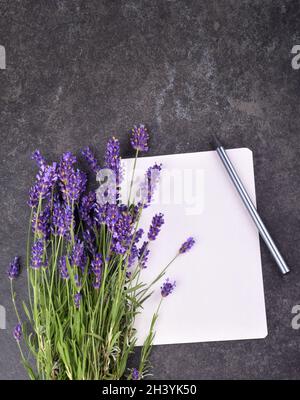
[211,134,223,149]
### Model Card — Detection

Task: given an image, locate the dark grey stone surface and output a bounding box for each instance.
[0,0,300,380]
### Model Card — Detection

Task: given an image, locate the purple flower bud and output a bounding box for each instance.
[70,239,87,272]
[32,204,50,239]
[28,163,57,207]
[148,213,164,241]
[161,278,176,297]
[58,152,86,202]
[91,254,102,289]
[31,150,46,169]
[8,256,20,280]
[79,191,96,227]
[131,368,140,380]
[130,124,149,152]
[30,239,46,269]
[13,323,22,341]
[140,163,162,207]
[74,292,82,309]
[58,152,77,184]
[83,229,96,256]
[179,237,195,254]
[51,197,73,238]
[62,170,87,203]
[135,228,144,243]
[105,204,120,229]
[104,137,122,185]
[110,210,134,255]
[127,245,138,268]
[138,241,150,269]
[82,147,100,174]
[59,256,69,280]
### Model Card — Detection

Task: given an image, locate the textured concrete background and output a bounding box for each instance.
[0,0,300,380]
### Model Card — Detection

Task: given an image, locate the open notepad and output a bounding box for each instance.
[121,149,267,345]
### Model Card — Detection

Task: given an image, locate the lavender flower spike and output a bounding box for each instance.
[8,256,20,279]
[130,124,149,152]
[58,152,87,202]
[59,256,69,280]
[148,213,164,241]
[91,253,103,289]
[104,137,122,185]
[131,368,140,380]
[79,191,96,227]
[138,241,150,269]
[82,147,100,174]
[74,292,82,309]
[32,204,50,239]
[30,239,46,269]
[28,163,57,207]
[140,163,162,207]
[70,239,87,272]
[13,323,22,341]
[161,278,176,297]
[51,197,73,238]
[31,150,46,169]
[179,237,195,254]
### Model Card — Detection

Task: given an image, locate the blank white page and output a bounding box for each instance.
[121,148,267,345]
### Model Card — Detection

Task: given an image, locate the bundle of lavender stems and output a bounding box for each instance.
[8,125,195,380]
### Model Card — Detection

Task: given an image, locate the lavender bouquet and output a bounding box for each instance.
[8,125,195,380]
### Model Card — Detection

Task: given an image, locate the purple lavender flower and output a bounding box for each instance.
[91,253,102,289]
[63,170,87,203]
[104,137,122,185]
[79,191,96,227]
[82,147,100,173]
[58,152,87,203]
[105,204,121,228]
[70,239,87,272]
[179,237,195,254]
[58,152,77,183]
[161,278,176,297]
[130,124,149,152]
[111,211,133,255]
[135,228,144,243]
[51,197,73,238]
[13,323,22,341]
[131,368,140,380]
[148,213,164,241]
[83,229,96,256]
[127,245,138,268]
[95,203,123,227]
[8,256,20,279]
[59,256,69,280]
[140,163,162,207]
[32,204,50,239]
[28,163,57,207]
[31,150,46,169]
[127,228,144,267]
[74,292,82,309]
[30,239,46,269]
[138,241,150,269]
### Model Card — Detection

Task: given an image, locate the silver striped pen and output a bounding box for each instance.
[212,136,290,275]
